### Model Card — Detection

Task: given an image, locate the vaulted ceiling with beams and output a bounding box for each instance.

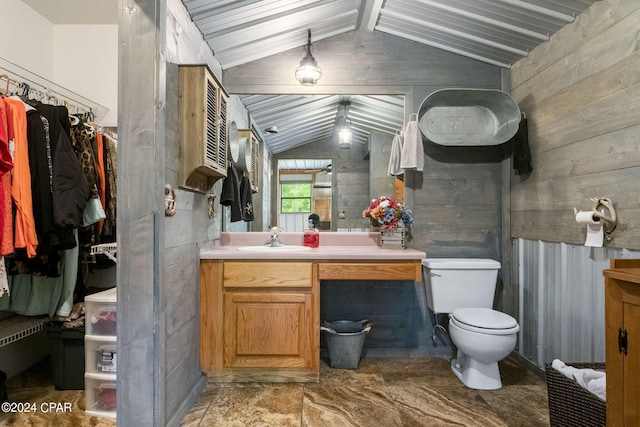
[185,0,596,154]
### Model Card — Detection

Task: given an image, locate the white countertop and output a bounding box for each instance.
[199,232,426,261]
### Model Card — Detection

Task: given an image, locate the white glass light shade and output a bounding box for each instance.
[295,53,322,86]
[336,117,352,149]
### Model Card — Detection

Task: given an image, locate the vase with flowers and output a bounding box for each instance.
[362,196,414,248]
[363,196,414,230]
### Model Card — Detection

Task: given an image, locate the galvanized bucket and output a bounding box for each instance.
[418,88,521,146]
[321,320,372,369]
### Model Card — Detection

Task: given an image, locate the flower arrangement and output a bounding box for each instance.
[362,196,414,230]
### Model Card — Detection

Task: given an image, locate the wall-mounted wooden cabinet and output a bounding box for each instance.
[178,65,229,193]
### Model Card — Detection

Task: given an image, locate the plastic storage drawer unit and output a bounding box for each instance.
[85,288,117,336]
[85,373,117,418]
[85,335,117,375]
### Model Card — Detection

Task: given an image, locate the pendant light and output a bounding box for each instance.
[295,29,322,86]
[335,101,352,149]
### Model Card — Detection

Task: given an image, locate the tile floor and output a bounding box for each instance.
[181,356,550,427]
[2,353,550,426]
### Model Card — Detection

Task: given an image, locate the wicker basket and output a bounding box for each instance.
[545,362,606,427]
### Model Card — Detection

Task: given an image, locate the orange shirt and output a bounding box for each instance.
[4,98,38,257]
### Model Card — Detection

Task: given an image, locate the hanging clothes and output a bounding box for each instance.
[37,104,90,229]
[400,113,424,172]
[71,119,100,200]
[94,128,106,234]
[0,97,14,257]
[0,98,9,296]
[511,116,532,175]
[221,162,243,222]
[26,109,76,254]
[4,97,38,258]
[0,258,7,298]
[100,132,117,241]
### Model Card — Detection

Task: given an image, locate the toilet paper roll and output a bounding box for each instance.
[576,210,604,247]
[575,210,600,224]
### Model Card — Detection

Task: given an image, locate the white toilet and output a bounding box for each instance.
[422,258,519,390]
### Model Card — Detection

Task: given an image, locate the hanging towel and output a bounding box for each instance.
[240,175,254,222]
[387,132,404,176]
[221,162,243,222]
[400,113,424,172]
[511,116,532,175]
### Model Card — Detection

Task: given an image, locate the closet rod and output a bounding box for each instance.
[0,56,108,122]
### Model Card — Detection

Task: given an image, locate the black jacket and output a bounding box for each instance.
[35,104,89,229]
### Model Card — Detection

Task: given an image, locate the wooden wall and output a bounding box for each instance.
[226,31,504,259]
[510,0,640,250]
[224,30,501,95]
[163,63,218,422]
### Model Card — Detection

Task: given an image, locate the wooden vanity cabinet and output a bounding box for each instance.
[200,260,319,382]
[604,259,640,426]
[200,257,423,382]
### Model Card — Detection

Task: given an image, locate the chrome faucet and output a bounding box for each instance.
[268,226,285,247]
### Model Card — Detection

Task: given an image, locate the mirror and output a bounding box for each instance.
[230,94,405,231]
[277,159,332,232]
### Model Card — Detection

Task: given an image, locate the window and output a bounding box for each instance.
[281,183,311,213]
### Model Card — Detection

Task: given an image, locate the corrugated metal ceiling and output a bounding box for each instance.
[182,0,597,155]
[22,0,598,155]
[240,93,405,153]
[184,0,596,70]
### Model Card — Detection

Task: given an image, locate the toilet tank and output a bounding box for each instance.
[422,258,501,314]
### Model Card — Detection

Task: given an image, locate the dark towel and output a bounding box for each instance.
[240,176,254,222]
[511,117,533,175]
[220,162,243,222]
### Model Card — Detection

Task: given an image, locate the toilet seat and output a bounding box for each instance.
[450,308,519,335]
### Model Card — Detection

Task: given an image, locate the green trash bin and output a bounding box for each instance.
[45,322,85,390]
[321,319,372,369]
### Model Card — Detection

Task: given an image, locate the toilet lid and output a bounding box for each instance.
[451,308,519,334]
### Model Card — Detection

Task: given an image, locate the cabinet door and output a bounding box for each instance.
[623,301,640,424]
[224,291,314,368]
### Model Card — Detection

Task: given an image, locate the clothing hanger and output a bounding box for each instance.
[0,74,10,96]
[69,115,80,126]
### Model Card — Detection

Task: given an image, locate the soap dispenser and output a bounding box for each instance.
[303,219,319,248]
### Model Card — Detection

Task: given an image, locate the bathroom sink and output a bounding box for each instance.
[237,245,312,252]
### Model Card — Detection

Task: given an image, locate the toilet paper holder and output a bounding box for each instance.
[574,197,617,243]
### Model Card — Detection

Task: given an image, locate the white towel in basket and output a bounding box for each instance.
[551,359,606,401]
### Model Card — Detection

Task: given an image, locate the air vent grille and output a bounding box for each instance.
[218,96,227,170]
[205,81,218,166]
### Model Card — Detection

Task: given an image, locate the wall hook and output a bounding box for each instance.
[207,193,216,218]
[165,184,176,216]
